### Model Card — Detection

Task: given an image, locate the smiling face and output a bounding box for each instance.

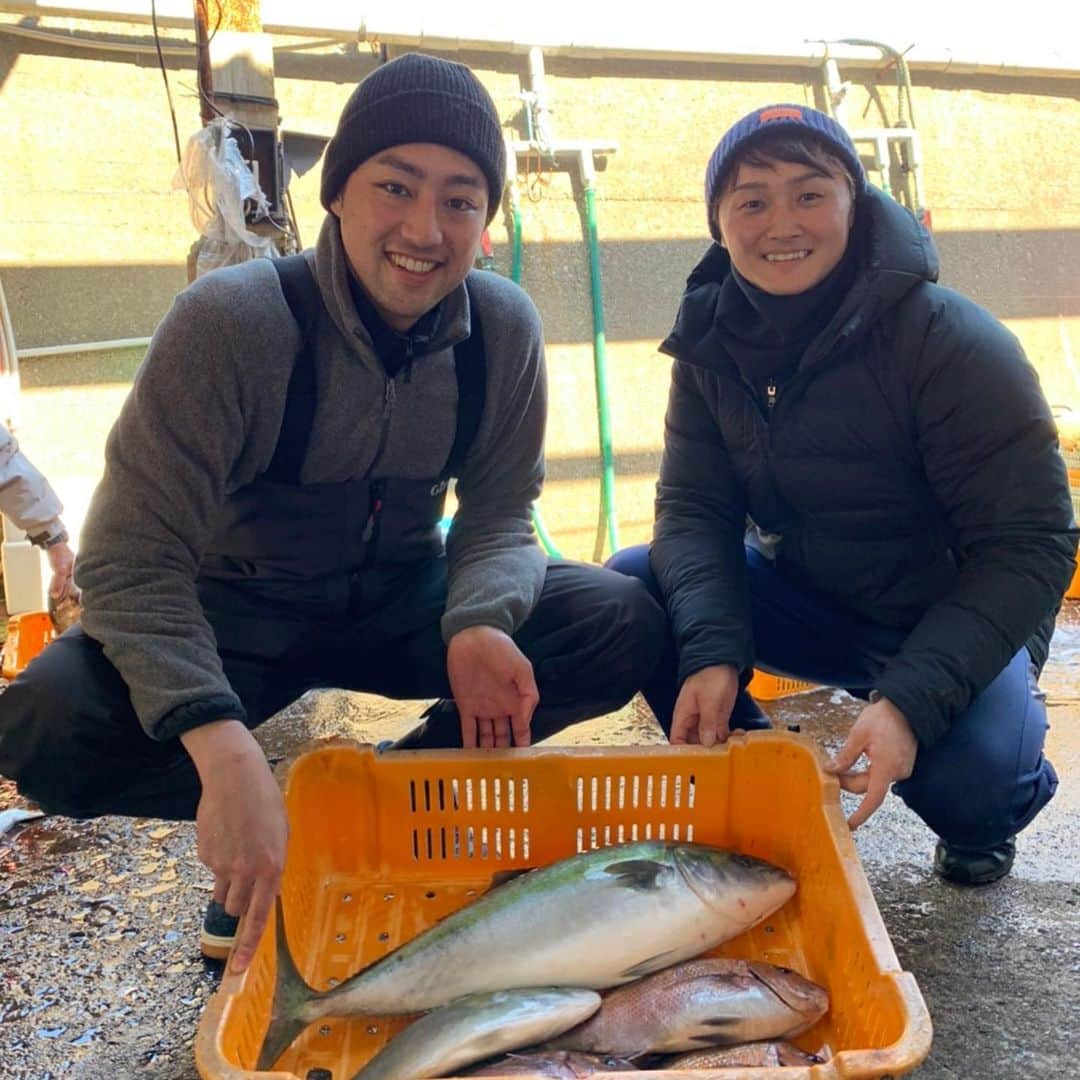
[714,154,855,295]
[331,142,489,331]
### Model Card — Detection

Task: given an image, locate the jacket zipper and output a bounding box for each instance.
[362,478,386,563]
[766,379,778,411]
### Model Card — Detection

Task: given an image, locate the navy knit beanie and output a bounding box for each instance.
[704,104,866,240]
[320,53,506,223]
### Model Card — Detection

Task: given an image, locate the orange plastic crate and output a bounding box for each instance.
[196,736,932,1079]
[749,668,818,700]
[0,611,55,680]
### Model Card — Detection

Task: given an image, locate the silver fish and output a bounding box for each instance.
[466,1051,639,1076]
[548,958,828,1056]
[349,988,601,1080]
[258,841,795,1069]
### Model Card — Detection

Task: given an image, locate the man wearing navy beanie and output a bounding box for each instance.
[0,52,666,981]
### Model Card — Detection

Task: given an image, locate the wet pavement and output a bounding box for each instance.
[1,605,1078,1079]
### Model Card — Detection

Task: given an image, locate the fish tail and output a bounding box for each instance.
[255,897,321,1071]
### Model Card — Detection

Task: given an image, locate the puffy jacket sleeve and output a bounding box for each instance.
[76,262,299,741]
[874,293,1078,744]
[651,358,754,683]
[0,423,65,541]
[441,274,547,641]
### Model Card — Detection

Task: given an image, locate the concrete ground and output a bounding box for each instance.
[0,606,1077,1080]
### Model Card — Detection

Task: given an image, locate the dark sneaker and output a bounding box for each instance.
[933,837,1016,886]
[200,899,239,961]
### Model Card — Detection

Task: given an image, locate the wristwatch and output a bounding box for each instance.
[28,529,68,549]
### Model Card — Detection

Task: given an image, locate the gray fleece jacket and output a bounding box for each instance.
[77,216,548,740]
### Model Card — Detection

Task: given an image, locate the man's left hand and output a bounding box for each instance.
[825,696,917,830]
[446,626,539,749]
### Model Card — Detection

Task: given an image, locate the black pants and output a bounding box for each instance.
[0,558,665,821]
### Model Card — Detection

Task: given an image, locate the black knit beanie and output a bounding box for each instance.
[320,53,506,224]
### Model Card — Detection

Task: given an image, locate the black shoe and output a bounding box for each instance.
[933,837,1016,885]
[200,899,239,961]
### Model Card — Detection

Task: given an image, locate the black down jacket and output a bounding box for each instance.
[652,187,1077,746]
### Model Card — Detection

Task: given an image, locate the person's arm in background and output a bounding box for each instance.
[0,421,76,601]
[442,275,548,749]
[829,297,1078,827]
[651,359,753,746]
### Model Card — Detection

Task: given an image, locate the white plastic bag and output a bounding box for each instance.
[174,118,275,276]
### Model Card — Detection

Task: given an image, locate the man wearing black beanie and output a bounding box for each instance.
[0,53,666,980]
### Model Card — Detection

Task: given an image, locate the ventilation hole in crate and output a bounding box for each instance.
[465,778,474,812]
[480,778,489,813]
[617,774,627,809]
[509,828,517,859]
[604,775,613,811]
[590,826,599,849]
[576,827,584,852]
[494,777,502,812]
[631,822,639,841]
[522,777,530,813]
[424,779,433,812]
[494,827,504,859]
[307,1069,333,1080]
[617,824,626,843]
[327,977,339,988]
[412,830,420,861]
[366,1024,380,1035]
[763,924,775,934]
[658,823,667,840]
[603,824,612,847]
[644,822,653,840]
[425,889,436,899]
[450,778,461,811]
[523,828,531,860]
[439,828,448,859]
[672,823,681,841]
[590,775,599,812]
[576,776,584,813]
[688,774,696,808]
[646,775,655,808]
[632,775,641,809]
[508,778,517,813]
[481,826,490,858]
[409,781,417,814]
[452,826,461,859]
[673,775,682,808]
[335,933,346,943]
[319,1025,332,1036]
[342,893,353,903]
[383,892,395,902]
[378,931,390,942]
[687,823,695,841]
[467,826,476,858]
[660,774,669,808]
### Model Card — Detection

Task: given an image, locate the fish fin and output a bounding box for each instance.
[617,948,680,980]
[488,867,532,888]
[254,897,320,1071]
[602,858,672,892]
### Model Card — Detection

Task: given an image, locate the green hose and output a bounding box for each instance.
[508,194,562,559]
[581,182,620,561]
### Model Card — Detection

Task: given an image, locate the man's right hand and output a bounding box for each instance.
[671,664,740,747]
[180,720,288,973]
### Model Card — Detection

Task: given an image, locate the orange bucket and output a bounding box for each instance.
[1,611,56,680]
[196,735,932,1079]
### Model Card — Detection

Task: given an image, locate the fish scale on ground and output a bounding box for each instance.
[257,840,797,1070]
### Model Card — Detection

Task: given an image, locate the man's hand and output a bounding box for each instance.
[446,626,539,749]
[45,541,76,602]
[671,664,740,747]
[180,720,289,973]
[825,696,918,830]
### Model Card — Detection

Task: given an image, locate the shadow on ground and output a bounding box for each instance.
[1,607,1078,1079]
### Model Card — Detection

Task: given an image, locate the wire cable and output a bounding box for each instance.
[150,0,183,165]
